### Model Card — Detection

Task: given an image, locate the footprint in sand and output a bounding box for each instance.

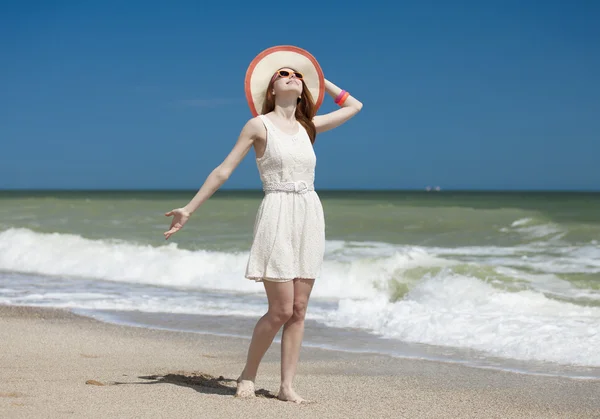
[0,392,25,398]
[80,353,101,358]
[85,380,105,386]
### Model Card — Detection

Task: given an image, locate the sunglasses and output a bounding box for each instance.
[274,70,304,80]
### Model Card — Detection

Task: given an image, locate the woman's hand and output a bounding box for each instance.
[163,208,191,240]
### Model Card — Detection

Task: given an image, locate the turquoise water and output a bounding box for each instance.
[1,190,599,376]
[3,189,600,244]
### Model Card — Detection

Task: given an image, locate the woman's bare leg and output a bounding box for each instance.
[278,278,315,403]
[236,280,294,397]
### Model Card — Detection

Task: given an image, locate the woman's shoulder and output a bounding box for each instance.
[242,116,267,140]
[242,115,263,128]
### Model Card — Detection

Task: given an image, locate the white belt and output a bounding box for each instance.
[263,180,314,194]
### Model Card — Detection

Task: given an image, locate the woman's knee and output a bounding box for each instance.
[268,304,293,325]
[291,300,308,321]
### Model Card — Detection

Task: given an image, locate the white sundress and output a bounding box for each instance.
[244,114,326,282]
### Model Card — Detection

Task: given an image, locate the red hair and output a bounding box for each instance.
[261,76,317,144]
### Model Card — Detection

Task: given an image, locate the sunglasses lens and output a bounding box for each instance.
[294,72,303,79]
[278,70,290,77]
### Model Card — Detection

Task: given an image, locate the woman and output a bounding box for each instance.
[164,46,362,403]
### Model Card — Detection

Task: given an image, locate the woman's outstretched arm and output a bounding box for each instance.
[313,78,363,134]
[163,117,263,240]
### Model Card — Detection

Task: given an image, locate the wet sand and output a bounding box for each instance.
[1,305,599,418]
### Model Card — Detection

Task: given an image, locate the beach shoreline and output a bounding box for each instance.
[1,304,599,418]
[73,307,600,380]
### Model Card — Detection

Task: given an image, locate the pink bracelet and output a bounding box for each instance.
[334,90,347,104]
[337,91,350,106]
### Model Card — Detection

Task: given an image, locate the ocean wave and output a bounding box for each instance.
[0,228,451,300]
[2,227,600,367]
[0,227,256,292]
[324,271,600,367]
[500,217,565,241]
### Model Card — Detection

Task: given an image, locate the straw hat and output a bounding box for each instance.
[244,45,325,116]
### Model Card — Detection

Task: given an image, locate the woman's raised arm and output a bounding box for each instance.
[163,117,263,240]
[313,79,363,134]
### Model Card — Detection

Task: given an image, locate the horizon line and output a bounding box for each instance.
[1,188,599,193]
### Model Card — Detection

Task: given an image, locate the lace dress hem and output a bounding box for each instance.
[245,275,316,283]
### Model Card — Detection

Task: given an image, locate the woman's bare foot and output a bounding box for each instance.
[235,376,256,398]
[277,386,308,404]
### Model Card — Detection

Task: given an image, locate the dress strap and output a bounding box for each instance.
[257,114,272,130]
[257,114,303,140]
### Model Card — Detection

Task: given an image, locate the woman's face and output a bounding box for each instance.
[272,67,303,96]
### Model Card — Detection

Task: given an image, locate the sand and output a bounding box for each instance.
[1,304,599,418]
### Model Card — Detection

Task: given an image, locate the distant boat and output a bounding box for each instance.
[425,186,441,192]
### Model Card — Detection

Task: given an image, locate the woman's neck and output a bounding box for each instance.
[273,97,297,121]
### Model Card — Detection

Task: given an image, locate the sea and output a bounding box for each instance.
[1,190,599,379]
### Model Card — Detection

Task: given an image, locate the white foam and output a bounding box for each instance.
[428,245,536,257]
[319,244,454,299]
[3,287,335,320]
[430,242,600,275]
[2,227,599,367]
[12,292,269,318]
[502,218,565,241]
[0,228,256,292]
[324,271,600,367]
[484,253,600,275]
[0,228,450,301]
[511,217,533,227]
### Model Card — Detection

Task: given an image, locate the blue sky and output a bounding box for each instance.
[1,1,599,190]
